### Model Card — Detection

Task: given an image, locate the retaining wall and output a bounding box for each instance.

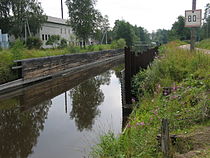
[14,49,123,81]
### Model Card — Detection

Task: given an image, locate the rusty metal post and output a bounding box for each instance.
[190,0,197,51]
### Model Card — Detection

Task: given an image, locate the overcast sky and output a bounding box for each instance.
[38,0,209,32]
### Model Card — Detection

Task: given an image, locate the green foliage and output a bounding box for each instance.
[59,38,68,48]
[92,43,210,157]
[0,0,47,38]
[66,0,101,44]
[151,29,169,44]
[111,38,126,49]
[196,38,210,50]
[113,20,136,47]
[169,16,191,41]
[26,37,42,49]
[0,50,17,84]
[66,45,81,54]
[11,40,25,60]
[46,35,60,48]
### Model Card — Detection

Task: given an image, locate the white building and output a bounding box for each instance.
[37,16,76,48]
[0,29,9,49]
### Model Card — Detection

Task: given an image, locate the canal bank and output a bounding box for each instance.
[91,42,210,158]
[0,49,123,94]
[0,58,124,158]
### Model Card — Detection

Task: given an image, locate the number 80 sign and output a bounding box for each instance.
[185,9,202,27]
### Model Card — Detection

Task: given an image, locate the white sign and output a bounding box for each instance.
[185,9,202,27]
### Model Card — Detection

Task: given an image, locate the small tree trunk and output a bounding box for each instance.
[83,40,86,48]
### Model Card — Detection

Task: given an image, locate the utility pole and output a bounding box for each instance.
[61,0,64,19]
[190,0,196,51]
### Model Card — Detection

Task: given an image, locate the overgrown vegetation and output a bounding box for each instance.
[196,38,210,50]
[0,39,126,84]
[92,41,210,157]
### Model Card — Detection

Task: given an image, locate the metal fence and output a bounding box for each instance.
[124,46,159,105]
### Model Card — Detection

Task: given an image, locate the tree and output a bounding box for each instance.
[0,0,47,38]
[169,16,191,41]
[66,0,101,47]
[152,29,169,44]
[201,3,210,39]
[113,20,136,47]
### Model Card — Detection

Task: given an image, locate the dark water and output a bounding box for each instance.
[0,61,124,158]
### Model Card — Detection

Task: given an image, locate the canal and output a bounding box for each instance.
[0,60,124,158]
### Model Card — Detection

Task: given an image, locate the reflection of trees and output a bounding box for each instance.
[70,71,112,132]
[95,71,111,86]
[0,100,51,158]
[113,64,124,81]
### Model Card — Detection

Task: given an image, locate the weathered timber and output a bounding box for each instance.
[0,54,124,95]
[161,119,172,158]
[14,49,123,80]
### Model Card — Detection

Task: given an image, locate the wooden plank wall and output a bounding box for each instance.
[15,49,123,80]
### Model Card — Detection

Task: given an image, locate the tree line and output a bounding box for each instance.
[0,0,209,48]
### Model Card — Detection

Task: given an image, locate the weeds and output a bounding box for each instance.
[91,41,210,158]
[196,39,210,50]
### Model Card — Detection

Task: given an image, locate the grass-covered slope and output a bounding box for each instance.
[196,39,210,50]
[91,42,210,158]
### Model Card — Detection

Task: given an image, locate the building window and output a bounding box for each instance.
[45,34,48,41]
[42,34,45,41]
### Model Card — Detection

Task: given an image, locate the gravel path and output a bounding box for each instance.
[179,44,210,55]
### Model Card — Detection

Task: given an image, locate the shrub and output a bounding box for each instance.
[46,35,60,48]
[59,38,68,48]
[111,38,126,49]
[11,40,25,60]
[26,37,42,49]
[196,38,210,50]
[0,51,17,84]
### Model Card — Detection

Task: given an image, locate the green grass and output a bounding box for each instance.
[91,41,210,158]
[196,39,210,50]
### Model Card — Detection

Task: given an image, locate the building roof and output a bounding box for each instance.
[47,16,68,25]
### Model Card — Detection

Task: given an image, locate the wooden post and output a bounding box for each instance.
[161,119,171,158]
[190,0,197,51]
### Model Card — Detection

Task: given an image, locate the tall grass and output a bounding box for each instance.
[196,39,210,50]
[91,41,210,158]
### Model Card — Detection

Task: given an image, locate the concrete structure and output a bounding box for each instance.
[37,16,76,48]
[0,29,9,49]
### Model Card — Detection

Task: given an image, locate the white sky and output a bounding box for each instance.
[38,0,209,32]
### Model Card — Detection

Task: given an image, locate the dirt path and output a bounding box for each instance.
[174,126,210,158]
[179,44,210,55]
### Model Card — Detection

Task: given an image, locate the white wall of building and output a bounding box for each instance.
[37,16,76,48]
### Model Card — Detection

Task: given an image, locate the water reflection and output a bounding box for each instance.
[0,100,51,158]
[0,58,124,158]
[70,71,112,131]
